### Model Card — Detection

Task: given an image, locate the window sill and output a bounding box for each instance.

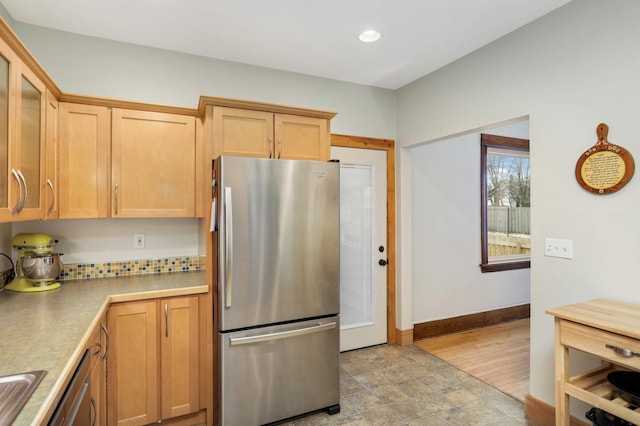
[480,260,530,273]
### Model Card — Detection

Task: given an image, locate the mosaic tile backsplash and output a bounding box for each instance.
[60,256,204,281]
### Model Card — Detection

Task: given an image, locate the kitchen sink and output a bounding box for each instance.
[0,370,46,425]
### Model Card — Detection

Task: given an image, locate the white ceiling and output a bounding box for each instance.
[1,0,572,90]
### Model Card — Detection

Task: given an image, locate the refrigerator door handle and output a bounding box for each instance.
[229,321,337,346]
[224,186,233,308]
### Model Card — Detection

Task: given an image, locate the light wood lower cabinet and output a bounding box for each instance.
[107,296,200,425]
[160,297,200,420]
[88,316,108,426]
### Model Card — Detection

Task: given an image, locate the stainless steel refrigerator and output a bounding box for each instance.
[213,156,340,425]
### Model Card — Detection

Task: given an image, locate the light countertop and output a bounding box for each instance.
[546,298,640,339]
[0,270,208,425]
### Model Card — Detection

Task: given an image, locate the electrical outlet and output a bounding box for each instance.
[544,238,573,259]
[134,233,145,249]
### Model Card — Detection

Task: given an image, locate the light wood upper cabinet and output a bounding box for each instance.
[213,106,331,160]
[213,107,329,161]
[107,296,200,425]
[44,90,58,219]
[111,109,195,218]
[0,36,47,222]
[202,97,336,163]
[275,113,329,161]
[58,106,196,219]
[0,39,13,221]
[213,106,273,158]
[58,103,110,219]
[14,64,46,220]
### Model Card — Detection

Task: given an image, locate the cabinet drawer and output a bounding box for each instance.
[560,319,640,370]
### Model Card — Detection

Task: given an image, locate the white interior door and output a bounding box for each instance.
[331,146,387,352]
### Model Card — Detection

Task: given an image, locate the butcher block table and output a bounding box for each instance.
[547,298,640,425]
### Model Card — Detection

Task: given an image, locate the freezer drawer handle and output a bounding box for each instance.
[229,321,337,346]
[224,187,233,308]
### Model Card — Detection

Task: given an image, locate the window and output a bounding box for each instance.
[480,134,530,272]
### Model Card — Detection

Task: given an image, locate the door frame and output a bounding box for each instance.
[331,134,397,345]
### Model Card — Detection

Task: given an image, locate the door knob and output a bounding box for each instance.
[378,259,388,266]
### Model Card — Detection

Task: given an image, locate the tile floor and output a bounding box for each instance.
[282,344,536,426]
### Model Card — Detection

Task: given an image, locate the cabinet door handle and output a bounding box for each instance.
[268,136,273,158]
[90,396,97,426]
[277,138,282,159]
[114,184,119,215]
[46,179,55,216]
[606,344,640,357]
[16,170,28,212]
[10,169,23,214]
[164,303,169,338]
[101,323,109,361]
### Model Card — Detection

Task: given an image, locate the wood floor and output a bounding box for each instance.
[414,318,530,402]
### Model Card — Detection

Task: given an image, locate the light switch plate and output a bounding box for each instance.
[544,238,573,259]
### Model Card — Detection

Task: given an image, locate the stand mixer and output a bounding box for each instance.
[5,233,64,292]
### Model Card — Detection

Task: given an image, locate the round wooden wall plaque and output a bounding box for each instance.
[575,123,635,194]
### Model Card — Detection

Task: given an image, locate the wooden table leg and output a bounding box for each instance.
[554,318,570,425]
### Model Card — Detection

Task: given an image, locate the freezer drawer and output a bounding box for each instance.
[220,316,340,425]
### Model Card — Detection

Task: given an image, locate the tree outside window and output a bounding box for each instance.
[480,134,530,272]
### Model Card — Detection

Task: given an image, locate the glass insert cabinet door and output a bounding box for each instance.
[19,74,42,210]
[0,51,9,211]
[0,39,45,220]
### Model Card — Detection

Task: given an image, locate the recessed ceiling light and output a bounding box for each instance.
[359,30,381,43]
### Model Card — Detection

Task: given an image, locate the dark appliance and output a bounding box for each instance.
[48,350,92,426]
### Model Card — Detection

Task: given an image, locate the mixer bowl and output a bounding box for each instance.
[21,254,63,282]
